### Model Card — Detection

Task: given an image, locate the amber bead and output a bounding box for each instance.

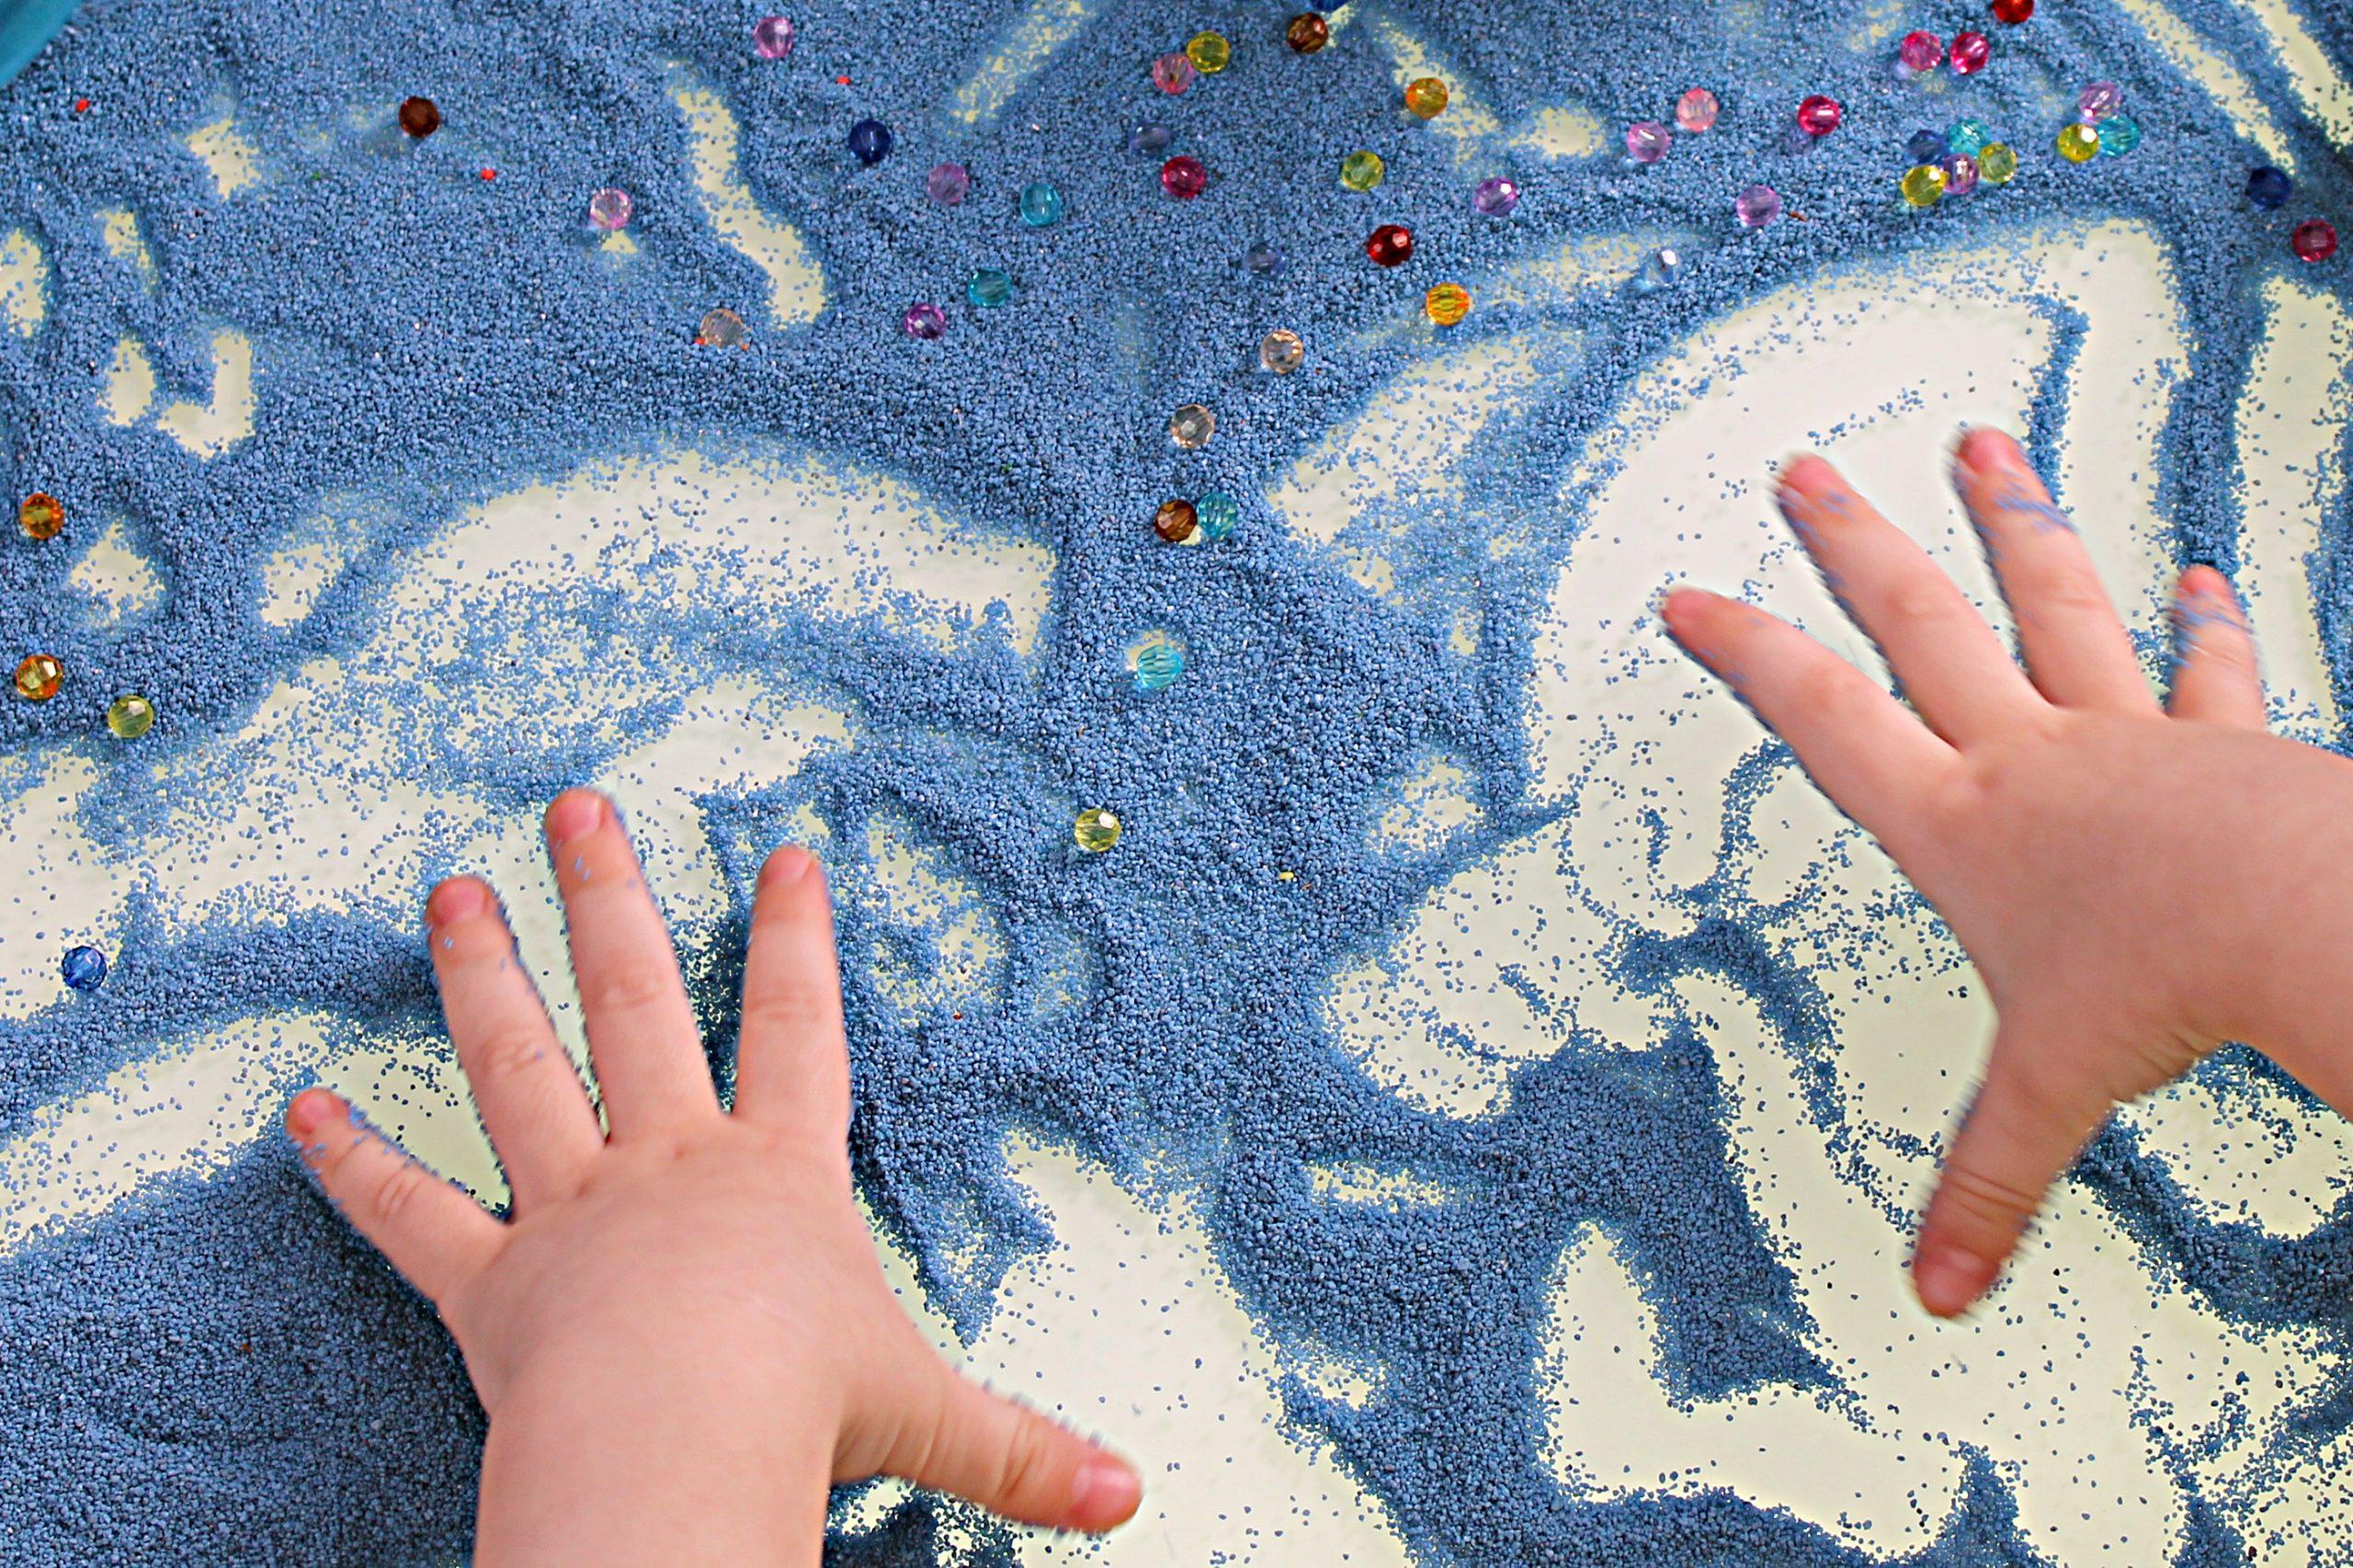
[18,492,63,540]
[14,653,62,701]
[399,96,440,137]
[1404,77,1449,119]
[1286,13,1329,53]
[1154,499,1199,542]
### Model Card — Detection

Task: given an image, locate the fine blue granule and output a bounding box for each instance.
[5,0,2353,1561]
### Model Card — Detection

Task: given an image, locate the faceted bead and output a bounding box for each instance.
[1472,176,1520,217]
[927,162,972,205]
[1286,13,1330,53]
[1154,499,1199,542]
[1259,329,1304,374]
[1977,142,2019,185]
[753,16,796,60]
[1188,31,1232,73]
[2078,81,2123,120]
[1949,119,1990,157]
[1018,180,1064,227]
[1733,184,1781,228]
[1991,0,2032,21]
[105,692,153,739]
[1153,51,1196,95]
[1197,492,1240,540]
[1899,30,1942,72]
[902,302,948,340]
[1245,241,1282,276]
[61,945,107,993]
[2097,114,2141,156]
[1901,165,1946,208]
[2294,219,2338,263]
[1126,121,1172,155]
[18,492,62,540]
[14,652,62,701]
[1168,403,1216,449]
[967,267,1014,308]
[1366,223,1414,266]
[1939,153,1981,196]
[696,307,750,347]
[1340,150,1385,191]
[1424,282,1471,326]
[1074,807,1122,852]
[1907,129,1948,163]
[2247,166,2292,209]
[1796,95,1841,136]
[587,187,633,232]
[1126,629,1188,691]
[1676,89,1720,132]
[399,97,439,137]
[1161,155,1208,199]
[1404,77,1449,119]
[1949,31,1991,74]
[1625,121,1670,164]
[1635,246,1683,291]
[847,119,892,165]
[2055,122,2098,163]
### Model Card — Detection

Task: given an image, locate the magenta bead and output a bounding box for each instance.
[1939,153,1980,196]
[1949,30,1990,74]
[1625,121,1670,164]
[752,16,796,60]
[902,302,947,339]
[1676,88,1720,132]
[1734,184,1781,228]
[1796,95,1841,136]
[1899,30,1942,72]
[1152,51,1195,94]
[1161,154,1207,199]
[2294,219,2338,263]
[587,187,632,231]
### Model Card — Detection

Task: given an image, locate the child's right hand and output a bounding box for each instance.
[1665,429,2353,1317]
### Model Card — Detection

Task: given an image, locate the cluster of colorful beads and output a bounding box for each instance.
[1900,118,2016,207]
[2055,82,2140,163]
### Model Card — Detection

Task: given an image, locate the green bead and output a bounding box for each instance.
[2097,114,2141,156]
[1948,119,1990,157]
[1977,142,2018,186]
[2056,122,2099,163]
[1901,164,1946,209]
[105,693,154,739]
[1074,806,1122,852]
[1339,150,1385,192]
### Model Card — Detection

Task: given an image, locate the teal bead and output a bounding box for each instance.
[1948,119,1990,157]
[1197,491,1239,540]
[2097,113,2142,155]
[967,267,1013,308]
[1018,180,1064,227]
[1125,629,1187,692]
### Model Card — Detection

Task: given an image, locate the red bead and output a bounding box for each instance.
[1160,155,1208,199]
[1991,0,2033,20]
[1796,95,1841,136]
[2293,219,2338,263]
[1949,31,1991,74]
[1366,223,1414,267]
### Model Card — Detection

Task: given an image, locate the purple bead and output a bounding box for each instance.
[587,187,632,232]
[1899,29,1942,72]
[1939,153,1980,196]
[2078,80,2123,120]
[902,302,947,340]
[1472,176,1520,217]
[1733,183,1782,228]
[1625,121,1670,164]
[926,162,970,205]
[753,16,796,60]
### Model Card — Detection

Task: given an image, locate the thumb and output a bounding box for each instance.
[888,1362,1142,1534]
[1912,1021,2109,1317]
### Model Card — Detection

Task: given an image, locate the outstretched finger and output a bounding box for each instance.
[886,1359,1143,1534]
[1950,428,2154,714]
[733,846,852,1142]
[2166,566,2266,730]
[287,1087,503,1307]
[1662,587,1955,851]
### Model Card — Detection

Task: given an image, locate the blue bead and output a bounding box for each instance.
[1634,246,1684,293]
[2097,114,2142,156]
[2247,165,2291,208]
[966,267,1013,308]
[61,945,107,993]
[1948,119,1990,157]
[847,118,892,165]
[1244,241,1281,277]
[1906,129,1948,163]
[1197,491,1240,540]
[1127,120,1172,154]
[1018,180,1064,228]
[1124,629,1187,692]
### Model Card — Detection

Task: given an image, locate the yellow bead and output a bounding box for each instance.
[1978,142,2018,186]
[1404,76,1449,119]
[106,693,154,739]
[1339,150,1384,192]
[1900,164,1946,208]
[18,492,62,540]
[1074,806,1122,852]
[14,653,62,701]
[2056,122,2099,163]
[1424,282,1471,326]
[1186,30,1230,73]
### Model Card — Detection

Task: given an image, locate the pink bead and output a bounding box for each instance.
[1152,51,1195,94]
[1949,30,1991,74]
[1899,30,1942,72]
[1625,121,1670,164]
[1796,95,1841,136]
[2293,219,2338,263]
[752,16,796,60]
[1160,154,1208,199]
[1675,88,1719,132]
[1733,184,1781,228]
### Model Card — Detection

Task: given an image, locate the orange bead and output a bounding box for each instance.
[14,653,62,701]
[1404,77,1449,119]
[18,492,63,540]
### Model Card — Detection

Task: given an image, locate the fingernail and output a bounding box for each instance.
[545,790,606,846]
[761,845,814,884]
[1912,1241,1995,1317]
[1068,1459,1142,1532]
[286,1087,342,1141]
[426,878,489,927]
[1658,586,1706,627]
[1953,426,2018,472]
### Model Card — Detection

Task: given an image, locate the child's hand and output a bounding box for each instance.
[285,790,1141,1562]
[1664,430,2353,1318]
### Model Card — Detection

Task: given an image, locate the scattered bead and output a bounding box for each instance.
[1154,499,1199,542]
[1366,223,1414,266]
[1901,164,1947,208]
[695,308,750,347]
[1187,31,1231,74]
[1169,403,1216,449]
[1906,128,1948,163]
[1404,77,1449,119]
[1977,142,2018,184]
[1949,119,1990,157]
[1991,0,2032,21]
[1625,121,1670,164]
[1074,807,1122,852]
[61,945,107,993]
[1733,184,1781,228]
[1949,31,1990,74]
[927,162,972,204]
[2247,166,2292,209]
[1125,629,1188,691]
[14,652,62,701]
[2097,114,2141,155]
[967,268,1013,308]
[18,492,62,540]
[847,119,892,165]
[1153,51,1196,95]
[1796,96,1842,136]
[1675,88,1720,132]
[1899,30,1942,72]
[1286,13,1330,53]
[902,302,948,340]
[1340,150,1385,192]
[1197,492,1240,540]
[2056,122,2099,162]
[1161,155,1208,199]
[1244,241,1282,276]
[587,187,632,232]
[752,16,796,60]
[1260,329,1304,374]
[1635,246,1683,292]
[2294,219,2337,263]
[1472,176,1520,217]
[1940,153,1981,196]
[105,692,153,739]
[2078,81,2123,121]
[1018,180,1064,227]
[1424,282,1471,326]
[398,97,439,138]
[1126,122,1172,156]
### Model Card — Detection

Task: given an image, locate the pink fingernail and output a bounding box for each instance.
[1068,1459,1142,1531]
[1912,1242,1995,1317]
[762,845,814,884]
[545,791,606,846]
[426,878,489,927]
[285,1087,342,1140]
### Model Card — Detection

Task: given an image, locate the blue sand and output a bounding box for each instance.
[3,0,2352,1563]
